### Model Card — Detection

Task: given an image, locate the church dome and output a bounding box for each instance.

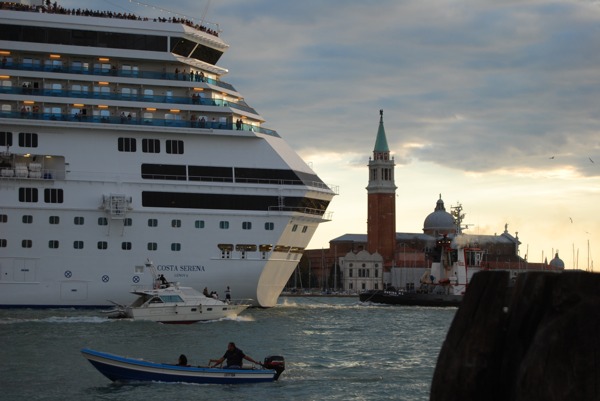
[549,253,565,269]
[423,196,456,236]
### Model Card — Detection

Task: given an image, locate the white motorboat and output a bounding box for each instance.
[105,261,251,324]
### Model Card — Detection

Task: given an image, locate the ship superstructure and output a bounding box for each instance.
[0,3,336,307]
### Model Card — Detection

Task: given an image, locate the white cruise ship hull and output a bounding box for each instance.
[0,6,335,307]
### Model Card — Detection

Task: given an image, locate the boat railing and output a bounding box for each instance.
[0,111,280,138]
[228,298,254,306]
[1,86,257,114]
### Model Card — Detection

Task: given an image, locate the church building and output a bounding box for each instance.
[297,110,563,293]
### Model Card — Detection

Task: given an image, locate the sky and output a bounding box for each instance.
[55,0,600,271]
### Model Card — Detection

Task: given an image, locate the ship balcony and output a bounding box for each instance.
[0,61,236,92]
[0,85,258,114]
[0,109,280,138]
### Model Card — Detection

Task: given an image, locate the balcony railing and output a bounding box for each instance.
[2,61,235,91]
[0,111,280,137]
[1,86,257,114]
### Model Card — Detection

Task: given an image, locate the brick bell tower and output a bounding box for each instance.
[367,110,397,273]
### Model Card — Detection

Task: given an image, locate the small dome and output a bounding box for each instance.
[549,253,565,269]
[423,195,456,235]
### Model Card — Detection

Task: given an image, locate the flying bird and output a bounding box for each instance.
[549,156,555,159]
[569,217,573,223]
[589,157,595,163]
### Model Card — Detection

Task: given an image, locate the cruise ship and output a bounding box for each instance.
[0,1,336,307]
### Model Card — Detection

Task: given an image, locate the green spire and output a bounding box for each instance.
[374,109,390,152]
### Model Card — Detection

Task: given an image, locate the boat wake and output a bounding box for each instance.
[0,315,109,325]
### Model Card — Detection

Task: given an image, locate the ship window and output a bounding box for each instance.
[0,239,6,247]
[302,226,308,233]
[74,216,84,225]
[236,244,257,252]
[264,222,274,231]
[143,89,154,100]
[73,241,84,249]
[242,221,252,230]
[1,104,11,113]
[44,188,63,203]
[259,244,272,252]
[195,220,205,229]
[166,140,184,154]
[291,224,298,232]
[48,240,59,249]
[171,219,181,228]
[141,164,186,180]
[121,87,132,98]
[142,139,160,153]
[0,214,7,223]
[22,239,32,248]
[71,84,89,94]
[171,243,181,251]
[274,245,291,253]
[118,137,136,152]
[19,132,38,148]
[98,241,108,250]
[147,242,157,251]
[0,131,12,146]
[124,218,132,226]
[143,112,153,123]
[188,166,233,182]
[98,217,108,226]
[22,215,33,224]
[18,187,38,202]
[121,242,132,250]
[148,219,158,227]
[219,221,229,229]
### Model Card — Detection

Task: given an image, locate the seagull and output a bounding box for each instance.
[590,157,595,163]
[569,217,573,223]
[549,156,555,159]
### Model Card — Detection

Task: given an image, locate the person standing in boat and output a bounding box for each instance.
[225,286,231,302]
[209,342,259,369]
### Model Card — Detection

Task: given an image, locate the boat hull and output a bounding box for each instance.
[81,349,279,384]
[359,290,462,307]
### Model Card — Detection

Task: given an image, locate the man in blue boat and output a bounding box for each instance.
[209,342,260,369]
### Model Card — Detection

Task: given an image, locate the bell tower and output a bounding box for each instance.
[367,110,397,272]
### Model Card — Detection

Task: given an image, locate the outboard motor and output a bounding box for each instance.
[263,355,285,380]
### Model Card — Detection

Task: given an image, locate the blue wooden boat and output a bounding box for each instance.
[81,348,285,384]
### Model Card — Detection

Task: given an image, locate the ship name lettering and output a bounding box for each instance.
[156,265,205,272]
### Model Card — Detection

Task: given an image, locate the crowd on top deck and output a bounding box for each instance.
[0,0,220,37]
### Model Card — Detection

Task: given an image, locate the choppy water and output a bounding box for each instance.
[0,297,456,401]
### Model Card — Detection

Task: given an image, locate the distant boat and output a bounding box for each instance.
[360,233,563,307]
[81,348,285,384]
[103,261,251,323]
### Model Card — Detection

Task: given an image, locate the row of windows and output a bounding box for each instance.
[0,131,38,147]
[0,214,300,231]
[18,188,63,203]
[0,240,299,259]
[0,24,224,65]
[118,137,184,154]
[347,269,379,278]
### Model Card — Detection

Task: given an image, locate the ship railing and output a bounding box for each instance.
[0,111,280,138]
[1,86,257,114]
[267,205,332,219]
[228,298,254,306]
[2,62,235,91]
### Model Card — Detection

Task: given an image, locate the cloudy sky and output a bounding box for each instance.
[58,0,600,270]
